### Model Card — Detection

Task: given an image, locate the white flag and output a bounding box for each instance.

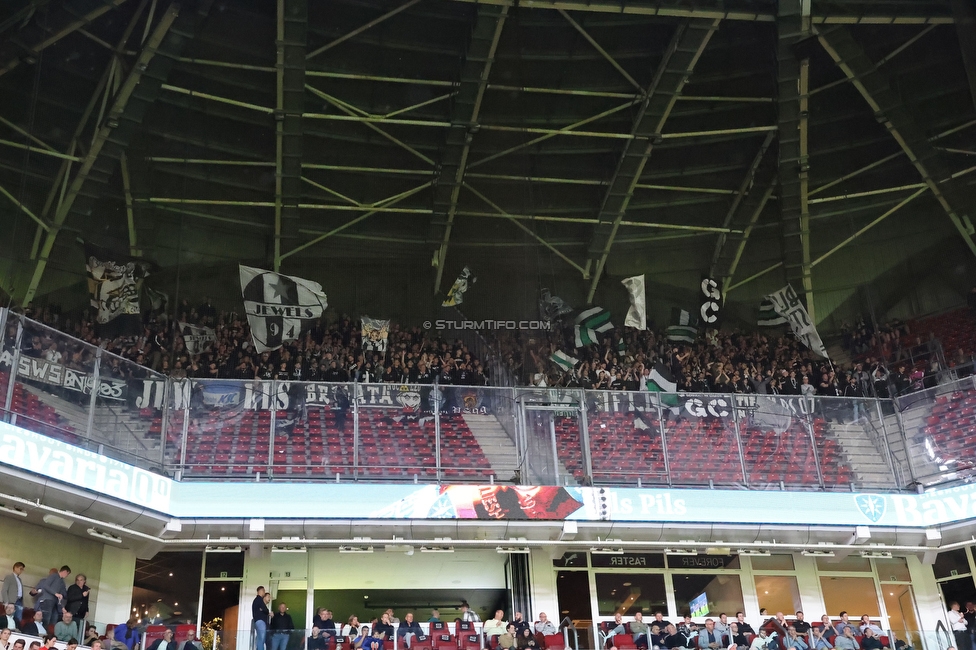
[621,275,646,330]
[765,285,829,359]
[239,265,328,353]
[177,321,216,356]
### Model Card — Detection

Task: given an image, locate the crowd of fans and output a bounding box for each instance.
[9,297,976,399]
[12,302,491,387]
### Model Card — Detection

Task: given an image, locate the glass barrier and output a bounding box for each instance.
[662,392,743,487]
[586,390,668,486]
[5,307,976,492]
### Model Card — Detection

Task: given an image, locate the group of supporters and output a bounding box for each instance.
[602,610,897,650]
[251,590,561,650]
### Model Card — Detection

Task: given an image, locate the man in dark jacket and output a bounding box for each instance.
[253,587,270,650]
[270,603,294,650]
[148,630,178,650]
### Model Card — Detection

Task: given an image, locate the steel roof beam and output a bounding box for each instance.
[777,0,814,319]
[0,0,131,78]
[430,4,508,293]
[439,0,953,24]
[817,26,976,260]
[585,17,720,302]
[21,0,214,306]
[951,0,976,112]
[273,0,308,271]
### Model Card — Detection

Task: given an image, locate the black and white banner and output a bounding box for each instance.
[765,285,829,359]
[699,277,721,326]
[178,322,216,356]
[239,265,328,353]
[85,244,151,326]
[0,350,127,401]
[361,316,390,353]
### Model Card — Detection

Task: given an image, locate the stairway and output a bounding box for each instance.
[826,421,898,489]
[462,413,521,482]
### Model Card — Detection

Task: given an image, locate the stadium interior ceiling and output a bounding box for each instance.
[1,0,976,329]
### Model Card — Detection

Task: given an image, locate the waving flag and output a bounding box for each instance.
[240,265,328,353]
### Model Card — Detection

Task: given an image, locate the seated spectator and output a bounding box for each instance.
[834,614,852,638]
[518,629,538,650]
[54,612,81,642]
[84,625,100,646]
[728,623,749,650]
[749,631,772,650]
[13,639,25,650]
[360,631,385,650]
[784,627,808,650]
[698,619,723,650]
[0,605,18,631]
[177,631,201,650]
[714,615,730,640]
[650,625,666,650]
[484,611,508,639]
[308,628,327,650]
[0,629,11,650]
[734,614,754,636]
[663,625,686,650]
[148,630,176,650]
[834,628,860,650]
[24,612,46,637]
[630,612,649,648]
[604,614,626,643]
[373,614,395,640]
[858,618,883,637]
[810,628,832,650]
[653,614,672,631]
[793,613,811,635]
[859,629,883,650]
[397,613,422,648]
[535,614,557,637]
[512,613,531,637]
[343,616,361,637]
[313,609,336,636]
[499,624,518,650]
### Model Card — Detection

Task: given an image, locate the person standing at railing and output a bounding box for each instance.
[270,603,295,650]
[460,603,480,624]
[1,563,26,622]
[252,587,270,650]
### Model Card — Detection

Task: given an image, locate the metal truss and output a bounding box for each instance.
[430,4,508,293]
[817,26,976,260]
[585,17,720,302]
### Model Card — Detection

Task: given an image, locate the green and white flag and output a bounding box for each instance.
[574,306,613,347]
[646,362,679,407]
[617,337,626,357]
[758,297,787,327]
[666,308,697,343]
[550,350,579,372]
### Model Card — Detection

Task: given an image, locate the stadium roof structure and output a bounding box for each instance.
[1,0,975,325]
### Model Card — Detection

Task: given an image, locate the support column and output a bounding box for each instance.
[273,0,308,270]
[90,545,137,627]
[777,0,815,319]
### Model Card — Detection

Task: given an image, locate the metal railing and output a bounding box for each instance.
[4,309,976,492]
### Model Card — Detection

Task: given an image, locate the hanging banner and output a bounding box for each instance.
[765,285,829,358]
[0,350,126,401]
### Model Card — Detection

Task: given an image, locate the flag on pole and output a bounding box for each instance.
[666,308,698,343]
[550,350,579,372]
[621,275,647,330]
[574,306,613,347]
[646,362,679,407]
[239,265,328,353]
[85,243,153,337]
[758,298,787,327]
[442,266,475,307]
[764,285,830,358]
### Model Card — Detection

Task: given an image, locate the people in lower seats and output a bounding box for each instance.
[54,611,81,642]
[663,624,685,649]
[858,617,883,637]
[735,613,754,636]
[343,616,361,637]
[749,629,772,650]
[397,613,422,648]
[630,613,649,649]
[605,613,626,643]
[833,628,860,650]
[784,627,809,650]
[534,614,556,637]
[810,627,833,650]
[0,604,18,631]
[714,615,730,641]
[498,624,518,650]
[308,628,327,650]
[373,613,395,640]
[518,629,538,650]
[699,619,723,650]
[148,630,176,650]
[729,623,749,650]
[0,628,12,650]
[512,613,531,637]
[484,611,508,639]
[25,612,46,637]
[793,613,811,636]
[860,629,883,650]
